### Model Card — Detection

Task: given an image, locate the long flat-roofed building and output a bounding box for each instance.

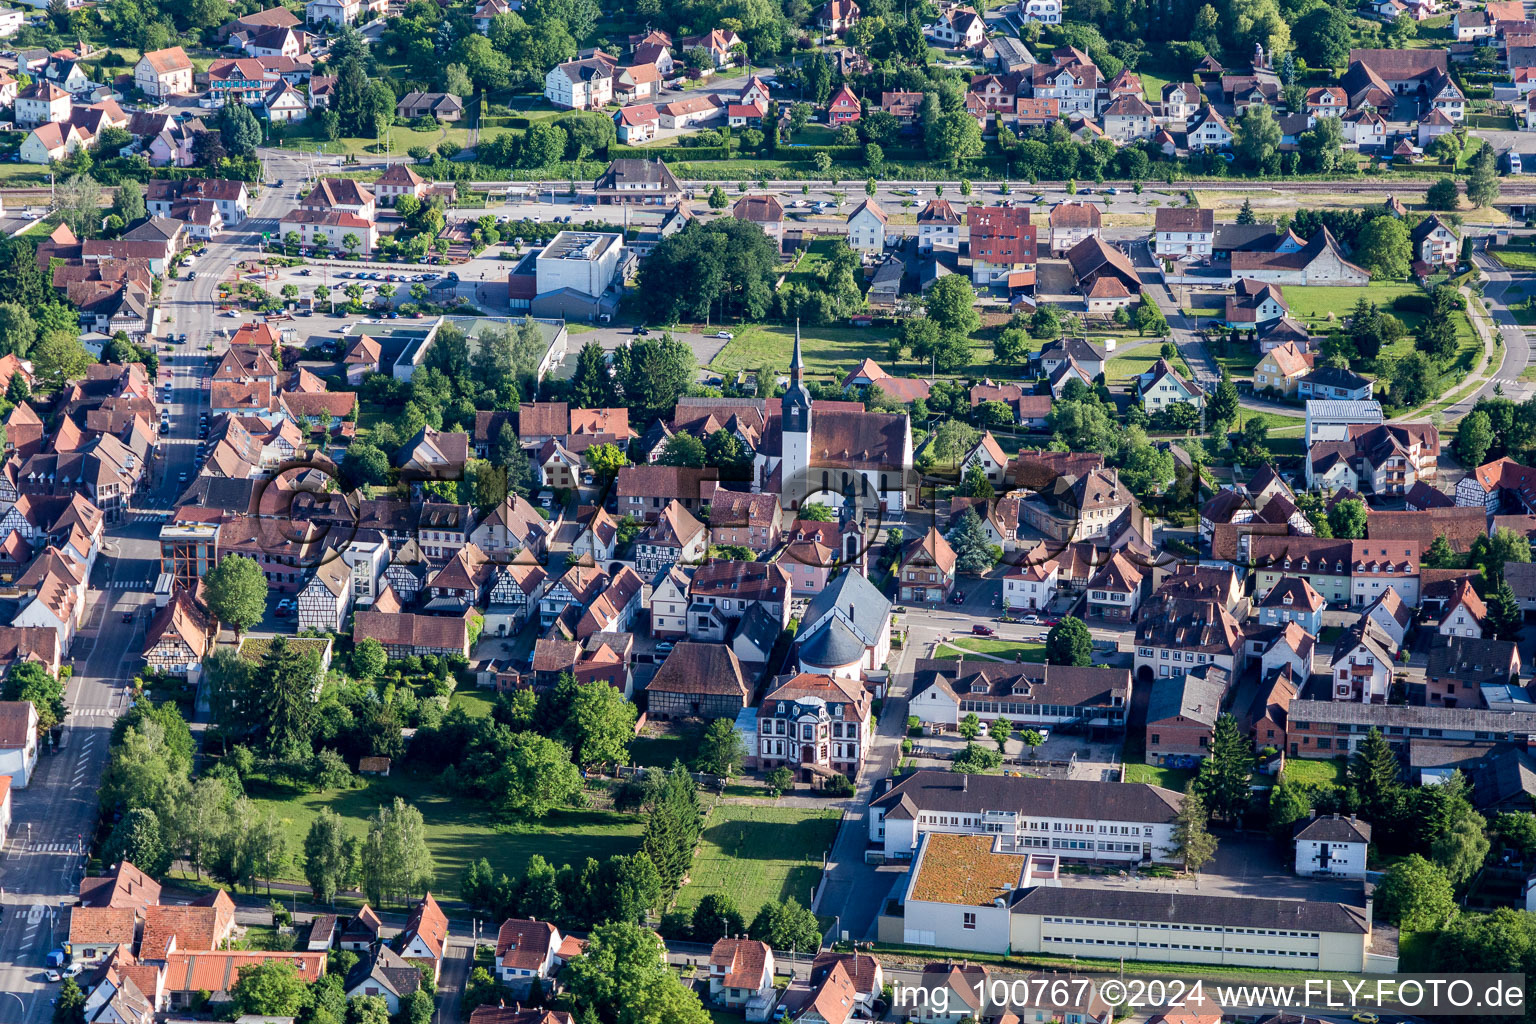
[868,769,1183,864]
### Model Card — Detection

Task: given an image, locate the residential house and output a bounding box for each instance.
[827,83,861,125]
[899,528,957,604]
[734,194,785,250]
[1426,634,1520,706]
[1137,358,1204,415]
[634,500,707,577]
[1294,814,1371,879]
[1297,366,1373,402]
[1047,202,1100,256]
[594,157,685,206]
[544,54,615,110]
[1085,550,1143,622]
[927,5,985,48]
[1438,578,1486,638]
[398,893,449,984]
[1254,341,1315,399]
[708,939,776,1014]
[0,702,38,788]
[1153,206,1214,259]
[1003,559,1057,612]
[1144,665,1230,765]
[1411,214,1459,267]
[396,91,464,121]
[1362,587,1413,648]
[1102,94,1155,141]
[1065,235,1140,311]
[917,199,961,252]
[343,947,421,1014]
[846,198,887,250]
[141,587,213,676]
[1186,105,1233,148]
[1257,576,1325,633]
[1330,619,1396,703]
[815,0,861,34]
[1133,596,1242,682]
[134,46,193,97]
[967,205,1036,287]
[494,918,563,995]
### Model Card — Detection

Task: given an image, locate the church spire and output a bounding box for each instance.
[791,319,804,387]
[781,318,812,437]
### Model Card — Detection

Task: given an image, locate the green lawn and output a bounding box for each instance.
[673,804,842,915]
[1281,757,1348,788]
[1492,247,1536,271]
[247,770,643,893]
[710,323,995,381]
[449,689,497,719]
[1234,409,1306,434]
[937,638,1048,662]
[630,724,702,768]
[1123,763,1194,791]
[1104,349,1190,383]
[1282,283,1420,325]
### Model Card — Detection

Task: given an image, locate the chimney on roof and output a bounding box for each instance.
[962,774,968,791]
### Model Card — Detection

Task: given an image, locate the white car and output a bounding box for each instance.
[714,331,733,339]
[63,964,81,978]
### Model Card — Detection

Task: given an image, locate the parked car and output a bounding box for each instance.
[971,624,995,636]
[275,599,295,617]
[714,330,733,339]
[1021,613,1040,625]
[654,641,675,655]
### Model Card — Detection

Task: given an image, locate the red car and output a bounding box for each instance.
[971,624,995,636]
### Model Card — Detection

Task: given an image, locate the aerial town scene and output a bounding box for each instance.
[2,0,1536,1019]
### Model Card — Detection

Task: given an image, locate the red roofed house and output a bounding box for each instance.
[967,206,1037,286]
[899,528,957,604]
[400,893,449,983]
[708,938,776,1013]
[733,193,785,249]
[163,951,325,1008]
[353,610,469,659]
[134,47,194,97]
[815,0,861,34]
[616,103,660,143]
[374,164,428,206]
[495,917,564,995]
[827,83,860,125]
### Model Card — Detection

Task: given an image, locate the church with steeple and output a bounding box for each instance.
[657,324,914,514]
[763,323,914,513]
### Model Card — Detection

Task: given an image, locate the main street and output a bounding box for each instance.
[0,153,317,1024]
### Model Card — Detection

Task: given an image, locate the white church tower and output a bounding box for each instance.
[780,320,812,509]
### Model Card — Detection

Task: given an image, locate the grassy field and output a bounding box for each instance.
[709,322,994,380]
[1492,247,1536,271]
[1281,283,1420,325]
[937,638,1048,662]
[1233,409,1306,434]
[247,770,643,892]
[1123,763,1194,791]
[631,724,702,768]
[449,689,497,719]
[1281,757,1348,787]
[672,804,842,915]
[1104,348,1190,384]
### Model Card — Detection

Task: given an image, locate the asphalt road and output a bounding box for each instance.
[0,155,317,1024]
[0,521,163,1023]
